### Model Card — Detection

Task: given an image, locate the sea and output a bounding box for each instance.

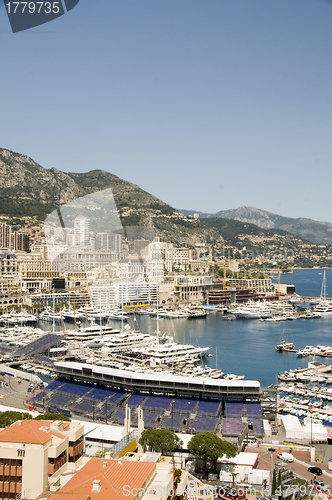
[45,269,332,389]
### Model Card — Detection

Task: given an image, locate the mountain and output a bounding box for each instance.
[0,148,222,248]
[180,206,332,246]
[2,147,331,268]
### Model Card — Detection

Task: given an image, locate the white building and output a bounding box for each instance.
[90,280,159,307]
[74,217,90,246]
[117,257,164,282]
[165,248,189,272]
[96,232,122,253]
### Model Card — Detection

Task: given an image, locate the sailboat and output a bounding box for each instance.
[313,271,332,316]
[275,327,295,351]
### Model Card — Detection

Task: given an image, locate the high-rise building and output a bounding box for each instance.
[11,232,30,252]
[96,232,122,253]
[0,223,29,252]
[0,222,12,249]
[133,238,150,256]
[74,217,90,246]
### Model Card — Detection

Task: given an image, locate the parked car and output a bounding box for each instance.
[308,466,322,476]
[313,479,328,492]
[277,452,294,463]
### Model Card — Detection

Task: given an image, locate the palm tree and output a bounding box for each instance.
[230,471,238,490]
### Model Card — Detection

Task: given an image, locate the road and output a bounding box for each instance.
[256,448,332,488]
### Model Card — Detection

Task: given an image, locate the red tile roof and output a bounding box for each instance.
[0,420,67,444]
[43,458,156,500]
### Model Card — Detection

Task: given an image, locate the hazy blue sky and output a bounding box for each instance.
[1,0,332,221]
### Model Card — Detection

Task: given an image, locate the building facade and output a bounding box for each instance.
[0,420,84,500]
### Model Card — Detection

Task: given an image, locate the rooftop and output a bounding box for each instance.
[44,458,156,500]
[0,420,68,445]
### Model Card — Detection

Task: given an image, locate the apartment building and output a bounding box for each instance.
[0,223,30,252]
[0,252,23,309]
[164,248,189,272]
[74,217,90,246]
[0,420,84,500]
[117,257,164,281]
[17,253,60,293]
[174,275,213,302]
[96,232,122,253]
[227,278,275,294]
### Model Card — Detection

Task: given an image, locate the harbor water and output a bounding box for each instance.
[124,269,332,388]
[37,269,332,388]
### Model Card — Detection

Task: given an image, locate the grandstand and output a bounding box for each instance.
[15,333,63,358]
[225,402,244,418]
[196,400,220,416]
[54,361,261,399]
[86,387,113,402]
[191,416,219,433]
[31,377,262,438]
[142,395,173,411]
[222,418,244,437]
[162,413,186,432]
[171,397,196,413]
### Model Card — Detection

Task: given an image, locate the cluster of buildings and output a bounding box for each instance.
[0,216,287,312]
[0,222,29,253]
[0,418,187,500]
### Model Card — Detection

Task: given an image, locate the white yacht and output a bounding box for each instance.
[62,307,85,321]
[228,301,274,319]
[77,305,109,321]
[297,345,315,357]
[129,341,210,364]
[313,301,332,316]
[107,308,129,320]
[64,324,121,342]
[1,310,38,325]
[313,271,332,316]
[39,307,62,323]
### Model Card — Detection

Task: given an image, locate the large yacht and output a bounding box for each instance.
[1,310,38,325]
[129,341,210,364]
[313,271,332,316]
[313,301,332,317]
[39,307,62,323]
[64,324,121,342]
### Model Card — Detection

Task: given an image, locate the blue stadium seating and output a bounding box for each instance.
[142,395,173,410]
[196,400,220,416]
[58,382,90,397]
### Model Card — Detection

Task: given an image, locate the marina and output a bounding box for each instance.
[2,269,332,389]
[0,270,332,445]
[1,270,332,407]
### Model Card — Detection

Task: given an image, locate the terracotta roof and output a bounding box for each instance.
[44,458,156,500]
[39,495,88,500]
[0,420,67,444]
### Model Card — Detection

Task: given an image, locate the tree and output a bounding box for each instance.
[0,411,32,428]
[278,469,283,499]
[34,412,71,422]
[138,428,182,454]
[272,468,277,495]
[230,471,238,489]
[94,450,106,458]
[187,432,238,474]
[174,469,182,485]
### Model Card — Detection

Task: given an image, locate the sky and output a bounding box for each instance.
[1,0,332,222]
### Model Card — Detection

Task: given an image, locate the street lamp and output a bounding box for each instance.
[268,448,275,479]
[187,402,191,432]
[100,430,104,453]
